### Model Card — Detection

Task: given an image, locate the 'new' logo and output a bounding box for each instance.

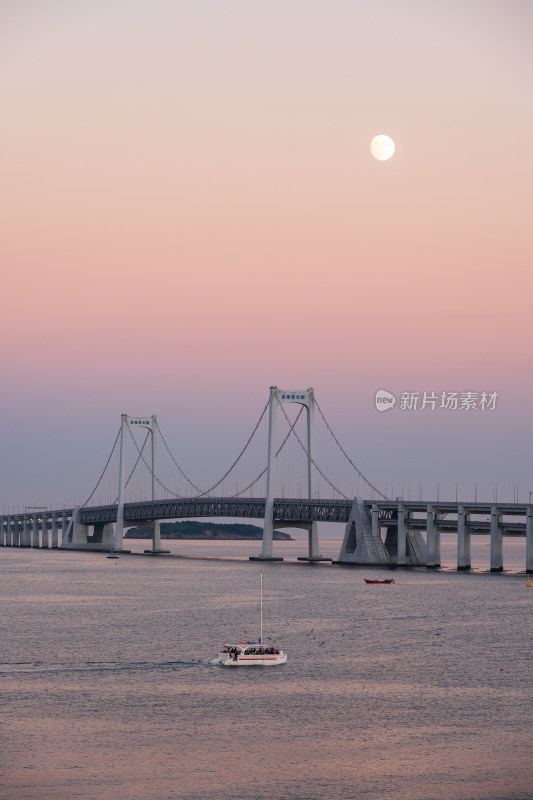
[375,389,396,412]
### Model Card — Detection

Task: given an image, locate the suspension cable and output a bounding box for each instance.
[125,401,270,500]
[81,427,121,508]
[158,400,270,498]
[126,424,180,498]
[230,406,304,497]
[113,430,151,504]
[315,399,388,500]
[278,401,349,499]
[158,428,204,494]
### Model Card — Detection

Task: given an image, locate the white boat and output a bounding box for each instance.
[211,573,287,667]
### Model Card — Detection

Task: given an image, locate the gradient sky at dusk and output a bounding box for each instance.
[1,0,532,511]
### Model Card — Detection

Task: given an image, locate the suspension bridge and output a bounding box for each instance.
[1,387,532,571]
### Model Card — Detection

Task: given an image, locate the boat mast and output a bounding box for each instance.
[260,571,263,644]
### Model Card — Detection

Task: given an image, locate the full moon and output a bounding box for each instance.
[370,134,395,161]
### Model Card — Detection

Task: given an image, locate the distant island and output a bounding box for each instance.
[124,520,293,540]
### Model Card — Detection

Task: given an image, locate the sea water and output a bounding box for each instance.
[1,537,531,800]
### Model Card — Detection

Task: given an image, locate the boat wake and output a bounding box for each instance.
[0,660,214,676]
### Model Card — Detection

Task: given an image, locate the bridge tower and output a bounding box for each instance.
[115,414,161,552]
[260,386,320,560]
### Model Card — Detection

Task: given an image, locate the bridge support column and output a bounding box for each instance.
[149,418,165,554]
[32,516,39,548]
[526,507,533,573]
[457,506,471,570]
[51,514,58,548]
[305,391,320,560]
[142,520,169,554]
[336,499,388,565]
[115,414,128,551]
[372,504,379,543]
[307,524,320,559]
[41,516,49,548]
[60,506,85,548]
[426,505,438,567]
[434,513,442,566]
[22,515,30,546]
[0,516,4,546]
[14,519,21,546]
[153,520,162,551]
[261,387,277,559]
[490,505,503,572]
[397,504,406,565]
[61,512,68,547]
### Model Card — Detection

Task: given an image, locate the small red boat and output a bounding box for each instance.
[364,578,395,584]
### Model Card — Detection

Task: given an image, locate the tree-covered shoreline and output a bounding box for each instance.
[124,520,293,540]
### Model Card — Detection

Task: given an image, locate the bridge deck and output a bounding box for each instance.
[3,498,531,538]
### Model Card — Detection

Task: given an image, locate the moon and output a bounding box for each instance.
[370,135,395,161]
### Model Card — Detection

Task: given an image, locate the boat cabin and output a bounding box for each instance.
[222,642,280,656]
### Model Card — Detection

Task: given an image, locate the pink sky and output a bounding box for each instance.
[1,0,532,510]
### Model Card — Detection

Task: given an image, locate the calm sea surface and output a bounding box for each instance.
[1,535,531,800]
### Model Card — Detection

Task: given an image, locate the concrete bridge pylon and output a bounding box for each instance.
[258,387,322,562]
[337,498,426,566]
[115,414,162,552]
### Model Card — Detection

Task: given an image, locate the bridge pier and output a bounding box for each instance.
[51,513,58,548]
[61,507,117,550]
[336,500,389,565]
[426,505,439,567]
[61,506,86,549]
[42,517,49,548]
[397,504,406,565]
[457,506,471,570]
[22,515,30,546]
[490,505,503,571]
[61,512,68,547]
[526,507,533,573]
[32,516,39,548]
[142,519,170,554]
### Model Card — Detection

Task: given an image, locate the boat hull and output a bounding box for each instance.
[212,653,287,667]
